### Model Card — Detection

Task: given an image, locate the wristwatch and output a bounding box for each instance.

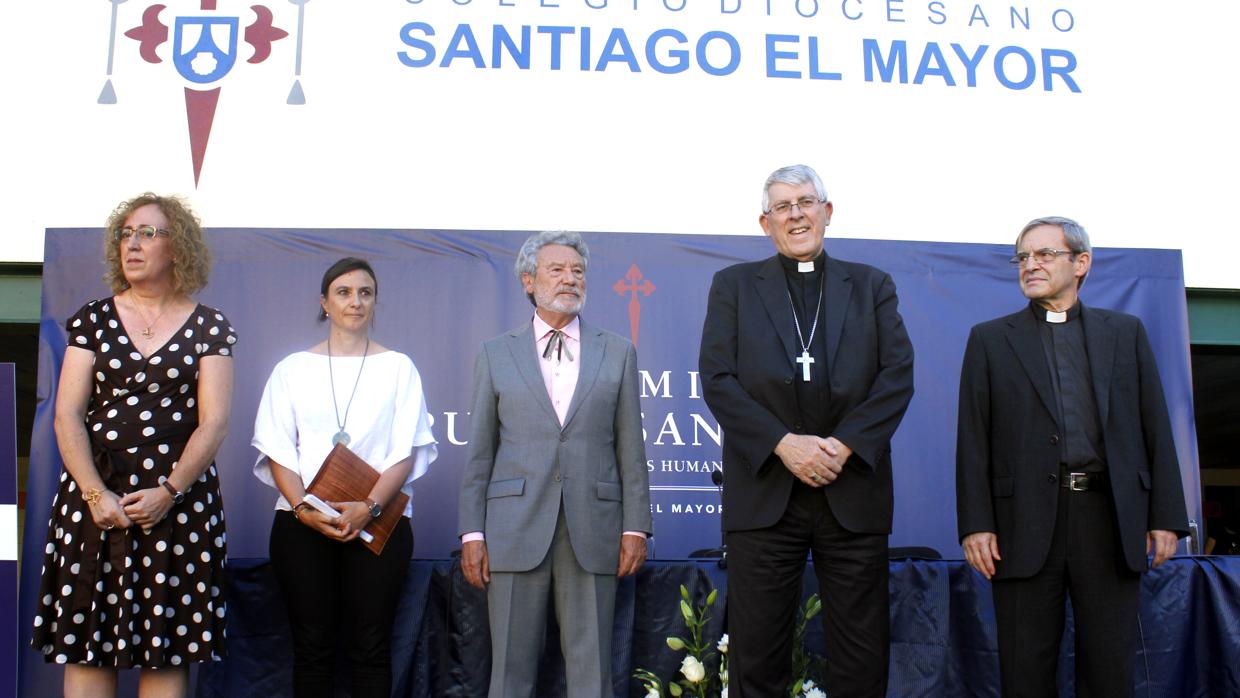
[161,480,185,505]
[366,499,382,519]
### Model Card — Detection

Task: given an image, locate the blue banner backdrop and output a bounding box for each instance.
[20,228,1202,678]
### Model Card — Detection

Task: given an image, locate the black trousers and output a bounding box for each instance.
[727,482,889,698]
[269,511,414,698]
[992,486,1141,698]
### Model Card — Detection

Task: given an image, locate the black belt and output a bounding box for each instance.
[1060,470,1107,492]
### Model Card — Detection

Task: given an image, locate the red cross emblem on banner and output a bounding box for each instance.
[613,264,655,348]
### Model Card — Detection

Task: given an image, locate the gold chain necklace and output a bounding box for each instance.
[128,293,170,340]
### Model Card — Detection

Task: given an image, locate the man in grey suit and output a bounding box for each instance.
[458,230,652,698]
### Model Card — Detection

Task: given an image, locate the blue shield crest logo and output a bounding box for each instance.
[172,16,239,84]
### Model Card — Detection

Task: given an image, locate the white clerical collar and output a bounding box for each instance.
[797,260,815,273]
[1045,309,1067,324]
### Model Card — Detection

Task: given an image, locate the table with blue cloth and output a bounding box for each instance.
[197,557,1240,697]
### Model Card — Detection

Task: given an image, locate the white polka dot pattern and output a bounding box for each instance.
[33,299,237,668]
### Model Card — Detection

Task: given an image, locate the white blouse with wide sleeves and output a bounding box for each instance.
[252,350,438,518]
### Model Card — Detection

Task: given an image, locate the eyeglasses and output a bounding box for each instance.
[1010,248,1073,266]
[116,225,171,242]
[766,197,823,217]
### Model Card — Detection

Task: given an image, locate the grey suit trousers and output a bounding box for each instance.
[486,503,618,698]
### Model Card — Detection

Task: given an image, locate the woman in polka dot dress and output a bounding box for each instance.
[32,193,237,697]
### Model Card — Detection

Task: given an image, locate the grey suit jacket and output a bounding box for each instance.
[458,318,652,575]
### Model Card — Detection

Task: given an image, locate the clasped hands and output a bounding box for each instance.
[296,500,373,543]
[776,433,851,488]
[90,487,176,533]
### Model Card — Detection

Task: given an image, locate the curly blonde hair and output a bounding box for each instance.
[103,193,212,295]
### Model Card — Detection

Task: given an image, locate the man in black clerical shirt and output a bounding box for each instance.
[956,216,1189,697]
[699,164,915,697]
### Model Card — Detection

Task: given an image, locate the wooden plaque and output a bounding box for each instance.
[306,443,409,555]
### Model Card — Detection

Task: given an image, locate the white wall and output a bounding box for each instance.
[3,1,1236,288]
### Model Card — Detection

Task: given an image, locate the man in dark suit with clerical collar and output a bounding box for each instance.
[699,164,915,697]
[956,216,1189,697]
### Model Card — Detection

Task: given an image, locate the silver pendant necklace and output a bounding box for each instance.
[328,335,369,446]
[787,273,825,382]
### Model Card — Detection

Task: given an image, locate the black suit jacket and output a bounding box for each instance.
[699,254,915,534]
[955,303,1189,577]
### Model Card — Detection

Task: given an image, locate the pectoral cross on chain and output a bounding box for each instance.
[796,350,815,382]
[787,277,824,384]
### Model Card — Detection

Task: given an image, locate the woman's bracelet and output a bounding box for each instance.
[82,488,104,507]
[292,500,312,519]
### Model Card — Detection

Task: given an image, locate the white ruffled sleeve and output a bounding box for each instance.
[251,358,302,489]
[382,355,438,488]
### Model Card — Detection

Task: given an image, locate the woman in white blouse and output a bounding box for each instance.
[251,257,437,697]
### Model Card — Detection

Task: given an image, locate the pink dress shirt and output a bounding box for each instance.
[533,314,581,426]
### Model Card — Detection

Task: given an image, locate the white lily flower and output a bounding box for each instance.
[679,655,706,683]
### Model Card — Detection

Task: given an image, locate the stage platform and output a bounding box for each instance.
[187,556,1240,697]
